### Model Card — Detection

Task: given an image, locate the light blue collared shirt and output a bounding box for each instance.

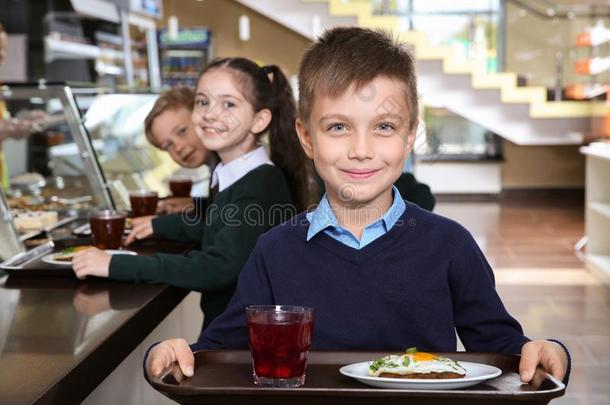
[306,186,406,249]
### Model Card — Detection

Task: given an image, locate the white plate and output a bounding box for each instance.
[41,250,137,266]
[339,361,502,390]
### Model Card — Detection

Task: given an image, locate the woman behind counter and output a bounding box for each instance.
[72,58,314,329]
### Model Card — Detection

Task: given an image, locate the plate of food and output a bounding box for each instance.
[339,348,501,390]
[41,246,137,266]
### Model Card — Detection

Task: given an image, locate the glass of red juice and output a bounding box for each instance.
[169,176,193,197]
[246,305,314,388]
[129,190,159,217]
[89,210,127,250]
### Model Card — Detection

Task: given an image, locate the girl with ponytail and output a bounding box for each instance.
[193,58,314,210]
[72,57,310,330]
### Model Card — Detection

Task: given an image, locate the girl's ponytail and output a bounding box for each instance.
[203,58,315,211]
[264,65,315,211]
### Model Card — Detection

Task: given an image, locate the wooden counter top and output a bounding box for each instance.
[0,238,193,404]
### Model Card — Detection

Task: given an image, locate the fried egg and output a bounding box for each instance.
[368,348,466,377]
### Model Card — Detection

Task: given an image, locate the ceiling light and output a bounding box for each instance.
[239,15,250,42]
[168,15,179,39]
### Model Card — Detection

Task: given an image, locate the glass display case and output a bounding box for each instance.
[0,83,113,257]
[0,83,208,267]
[0,188,24,263]
[75,91,162,211]
[73,91,209,211]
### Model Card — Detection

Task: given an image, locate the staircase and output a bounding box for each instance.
[237,0,606,146]
[235,0,356,40]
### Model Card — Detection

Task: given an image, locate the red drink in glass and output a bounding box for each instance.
[169,176,193,197]
[89,210,127,250]
[129,190,159,217]
[246,305,314,387]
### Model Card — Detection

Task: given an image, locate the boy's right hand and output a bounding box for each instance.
[125,215,156,245]
[146,338,194,379]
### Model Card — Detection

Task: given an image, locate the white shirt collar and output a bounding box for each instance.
[211,146,273,191]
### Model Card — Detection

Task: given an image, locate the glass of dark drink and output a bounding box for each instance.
[129,190,159,217]
[168,176,193,197]
[89,210,127,250]
[246,305,314,388]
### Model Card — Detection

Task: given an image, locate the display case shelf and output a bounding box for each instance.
[45,36,124,63]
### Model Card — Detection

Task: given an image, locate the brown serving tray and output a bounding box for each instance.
[150,350,565,405]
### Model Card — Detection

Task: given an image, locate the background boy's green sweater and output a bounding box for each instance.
[109,164,294,328]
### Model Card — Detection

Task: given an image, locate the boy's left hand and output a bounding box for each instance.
[519,340,568,384]
[72,248,111,279]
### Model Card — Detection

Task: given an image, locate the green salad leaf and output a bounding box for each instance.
[369,358,385,373]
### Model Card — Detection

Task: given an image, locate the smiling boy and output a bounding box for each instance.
[146,27,570,385]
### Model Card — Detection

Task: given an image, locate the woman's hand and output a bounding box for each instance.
[125,215,156,245]
[0,111,49,141]
[72,247,112,279]
[146,338,194,380]
[0,24,6,65]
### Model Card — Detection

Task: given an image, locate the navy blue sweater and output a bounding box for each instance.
[194,203,531,354]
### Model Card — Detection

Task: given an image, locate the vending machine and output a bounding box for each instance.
[158,28,212,88]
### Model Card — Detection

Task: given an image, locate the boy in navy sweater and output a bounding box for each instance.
[146,27,570,385]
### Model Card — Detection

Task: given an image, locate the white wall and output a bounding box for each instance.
[82,292,204,405]
[0,35,27,82]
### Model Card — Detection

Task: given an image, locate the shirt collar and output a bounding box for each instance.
[211,146,273,191]
[306,186,406,241]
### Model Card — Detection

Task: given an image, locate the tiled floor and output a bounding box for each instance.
[435,192,610,405]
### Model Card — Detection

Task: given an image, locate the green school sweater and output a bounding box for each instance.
[109,164,294,328]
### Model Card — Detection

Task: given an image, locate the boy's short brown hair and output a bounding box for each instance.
[144,87,195,147]
[298,27,418,132]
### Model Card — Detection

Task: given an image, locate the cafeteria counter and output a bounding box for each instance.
[0,242,203,405]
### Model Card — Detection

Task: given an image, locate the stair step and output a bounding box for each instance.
[472,72,517,89]
[443,59,478,74]
[414,47,448,61]
[327,0,370,17]
[501,86,547,104]
[530,101,606,118]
